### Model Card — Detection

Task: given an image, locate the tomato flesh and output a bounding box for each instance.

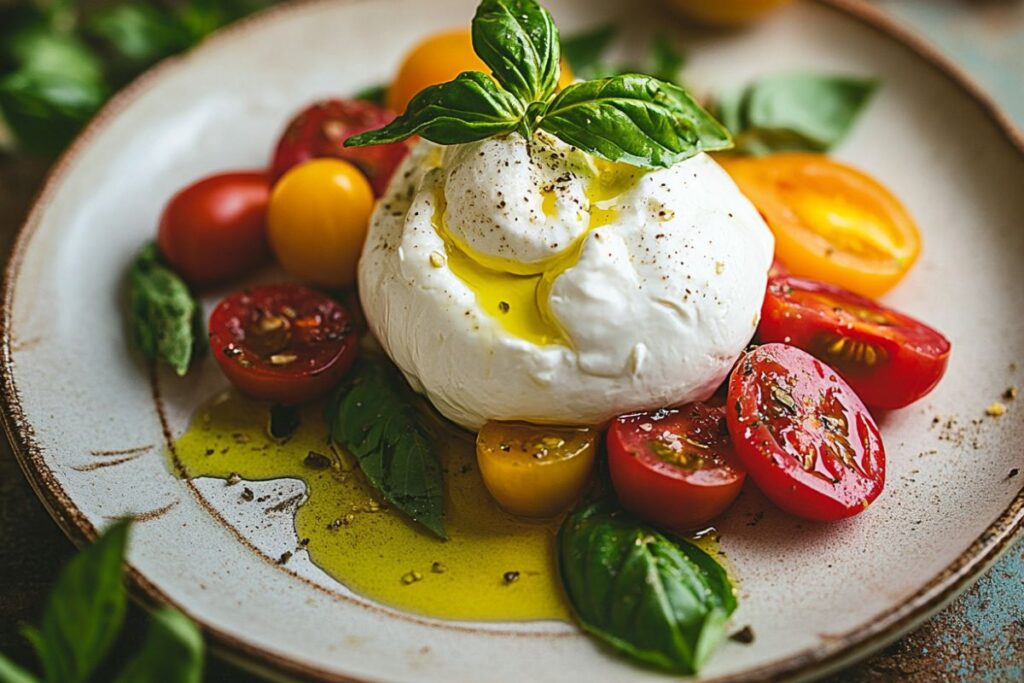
[209,285,358,404]
[759,276,950,409]
[608,404,746,531]
[726,343,884,521]
[157,171,271,287]
[270,99,409,196]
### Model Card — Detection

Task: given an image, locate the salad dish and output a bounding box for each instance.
[3,0,1022,681]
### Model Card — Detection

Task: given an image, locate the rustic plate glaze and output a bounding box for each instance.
[2,0,1022,681]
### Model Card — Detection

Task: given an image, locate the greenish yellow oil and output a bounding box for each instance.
[171,391,571,622]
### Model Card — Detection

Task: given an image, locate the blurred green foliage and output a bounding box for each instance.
[0,0,279,155]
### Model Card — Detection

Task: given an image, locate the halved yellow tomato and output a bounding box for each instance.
[387,29,575,115]
[476,421,595,518]
[721,153,921,298]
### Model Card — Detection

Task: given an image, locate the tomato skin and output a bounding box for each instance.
[608,405,746,531]
[209,285,358,404]
[759,276,950,409]
[270,99,409,197]
[726,343,885,522]
[721,154,921,298]
[157,171,271,287]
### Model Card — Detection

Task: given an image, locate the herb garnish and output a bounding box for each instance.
[346,0,730,169]
[0,521,204,683]
[715,72,877,155]
[562,25,685,84]
[558,500,737,674]
[328,361,447,539]
[125,242,202,376]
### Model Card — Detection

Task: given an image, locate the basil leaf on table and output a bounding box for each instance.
[718,72,877,154]
[20,521,130,683]
[560,24,616,79]
[112,607,204,683]
[0,654,39,683]
[472,0,561,104]
[126,242,201,376]
[329,361,447,539]
[346,71,524,146]
[558,501,736,674]
[538,74,732,168]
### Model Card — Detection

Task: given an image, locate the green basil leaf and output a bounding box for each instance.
[560,24,616,80]
[113,607,203,683]
[558,501,736,674]
[345,71,523,146]
[329,361,446,539]
[538,74,732,168]
[88,4,191,67]
[648,33,685,84]
[472,0,560,104]
[0,653,39,683]
[126,242,200,376]
[721,72,877,154]
[28,521,130,683]
[353,83,388,107]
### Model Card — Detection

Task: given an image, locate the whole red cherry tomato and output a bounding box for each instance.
[758,276,950,409]
[726,343,885,521]
[608,403,746,531]
[269,99,409,196]
[209,285,358,404]
[157,171,271,287]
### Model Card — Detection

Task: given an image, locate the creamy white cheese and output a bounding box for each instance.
[359,133,774,430]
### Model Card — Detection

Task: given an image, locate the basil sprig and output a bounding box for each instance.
[347,0,730,168]
[558,501,737,674]
[125,242,202,376]
[329,361,447,539]
[716,72,877,155]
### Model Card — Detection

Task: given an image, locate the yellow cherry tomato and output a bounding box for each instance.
[720,153,921,298]
[387,29,575,114]
[476,422,596,518]
[267,159,374,287]
[665,0,794,26]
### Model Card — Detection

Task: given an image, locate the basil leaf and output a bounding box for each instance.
[538,74,732,168]
[558,501,736,674]
[353,83,388,107]
[26,521,130,683]
[88,4,191,67]
[329,361,446,539]
[345,71,523,146]
[0,654,39,683]
[472,0,560,104]
[719,72,877,154]
[113,607,203,683]
[126,242,200,376]
[560,24,616,80]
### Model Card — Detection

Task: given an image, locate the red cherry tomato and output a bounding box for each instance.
[608,404,747,531]
[769,256,789,279]
[157,171,271,287]
[269,99,410,196]
[209,285,358,404]
[758,276,950,409]
[726,343,885,521]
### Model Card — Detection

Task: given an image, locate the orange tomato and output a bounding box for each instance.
[721,153,920,298]
[665,0,794,26]
[387,29,574,114]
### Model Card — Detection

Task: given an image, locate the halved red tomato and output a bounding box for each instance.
[726,343,885,521]
[608,404,746,530]
[269,99,409,196]
[759,276,950,409]
[209,285,358,404]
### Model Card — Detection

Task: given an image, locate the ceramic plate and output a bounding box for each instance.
[3,0,1023,681]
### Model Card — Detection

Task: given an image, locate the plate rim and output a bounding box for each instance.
[1,0,1022,681]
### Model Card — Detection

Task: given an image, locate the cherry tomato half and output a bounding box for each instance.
[270,99,409,197]
[759,276,950,409]
[157,171,271,287]
[476,422,596,518]
[726,343,885,521]
[608,404,746,531]
[721,153,920,298]
[209,285,358,404]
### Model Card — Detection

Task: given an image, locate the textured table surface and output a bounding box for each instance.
[1,1,1021,680]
